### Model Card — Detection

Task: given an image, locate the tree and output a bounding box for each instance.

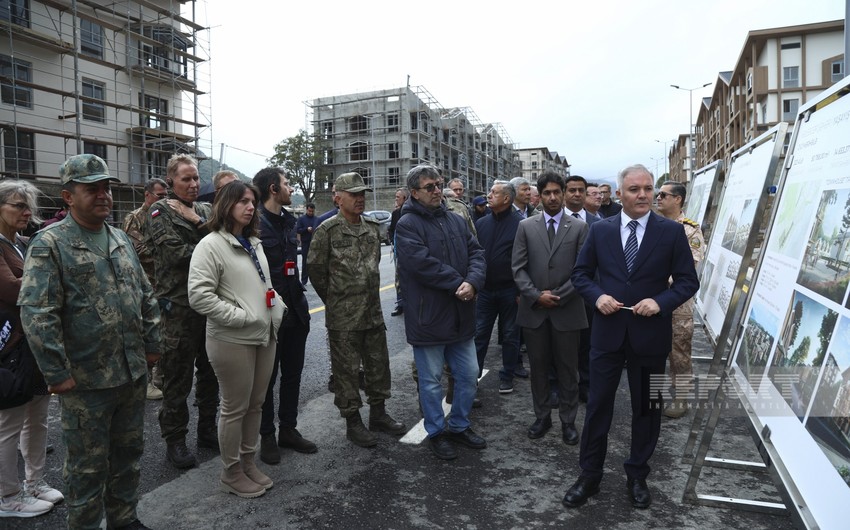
[812,309,838,367]
[268,129,326,204]
[789,336,810,366]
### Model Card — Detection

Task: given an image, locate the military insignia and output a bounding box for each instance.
[690,236,701,248]
[682,217,699,228]
[30,247,51,258]
[151,208,161,218]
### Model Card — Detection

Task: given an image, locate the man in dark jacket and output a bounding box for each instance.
[395,164,487,461]
[473,180,521,395]
[253,168,317,464]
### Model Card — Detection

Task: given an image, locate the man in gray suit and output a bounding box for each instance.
[512,171,589,445]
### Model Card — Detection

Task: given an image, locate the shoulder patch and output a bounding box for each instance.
[363,216,379,225]
[682,217,699,228]
[151,208,161,218]
[30,246,51,258]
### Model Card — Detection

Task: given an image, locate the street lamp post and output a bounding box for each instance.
[654,139,672,177]
[670,83,711,181]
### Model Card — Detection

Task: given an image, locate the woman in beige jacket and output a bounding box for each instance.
[188,181,285,498]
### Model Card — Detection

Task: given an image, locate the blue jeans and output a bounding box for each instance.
[474,285,520,381]
[413,339,478,438]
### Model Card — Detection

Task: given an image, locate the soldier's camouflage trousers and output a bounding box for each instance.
[61,376,145,530]
[157,302,220,443]
[669,298,695,388]
[328,326,392,418]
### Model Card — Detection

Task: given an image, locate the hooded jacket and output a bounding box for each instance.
[395,197,486,346]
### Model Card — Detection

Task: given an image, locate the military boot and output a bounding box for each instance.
[368,403,407,435]
[166,440,197,469]
[345,412,378,448]
[197,417,219,451]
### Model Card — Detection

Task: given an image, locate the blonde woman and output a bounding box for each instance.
[0,180,62,518]
[188,181,285,498]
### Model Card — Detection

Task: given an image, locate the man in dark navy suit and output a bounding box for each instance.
[562,164,699,509]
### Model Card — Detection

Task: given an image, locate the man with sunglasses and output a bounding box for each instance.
[395,164,486,460]
[655,181,705,419]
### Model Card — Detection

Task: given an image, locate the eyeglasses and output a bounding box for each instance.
[417,181,444,193]
[656,191,679,200]
[3,202,31,211]
[155,192,168,199]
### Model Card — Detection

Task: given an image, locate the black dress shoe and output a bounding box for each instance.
[445,428,486,449]
[562,423,579,445]
[471,397,482,409]
[627,478,651,508]
[391,307,403,316]
[527,416,552,439]
[562,476,601,508]
[428,434,457,460]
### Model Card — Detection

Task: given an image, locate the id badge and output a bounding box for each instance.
[266,289,276,308]
[284,260,296,277]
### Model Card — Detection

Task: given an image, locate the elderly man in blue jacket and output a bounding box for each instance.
[395,164,487,461]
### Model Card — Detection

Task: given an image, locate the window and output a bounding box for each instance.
[783,66,799,88]
[0,54,32,107]
[409,112,418,130]
[386,114,398,133]
[411,142,418,158]
[323,149,333,165]
[349,141,367,162]
[80,19,104,59]
[783,98,799,121]
[141,44,170,71]
[833,60,845,84]
[145,150,168,180]
[83,141,107,161]
[140,95,168,130]
[423,147,430,160]
[780,42,801,50]
[0,0,29,27]
[321,121,333,139]
[82,79,106,122]
[531,161,538,169]
[388,167,400,185]
[2,129,35,176]
[388,142,399,159]
[348,116,367,135]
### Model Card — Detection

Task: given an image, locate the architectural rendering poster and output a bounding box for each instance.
[696,125,785,342]
[728,75,850,528]
[685,160,722,233]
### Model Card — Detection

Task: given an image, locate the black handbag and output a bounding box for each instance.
[0,313,35,410]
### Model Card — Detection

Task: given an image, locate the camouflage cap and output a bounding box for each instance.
[335,172,372,193]
[59,154,119,185]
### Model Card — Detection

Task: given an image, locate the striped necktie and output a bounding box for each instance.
[624,220,639,273]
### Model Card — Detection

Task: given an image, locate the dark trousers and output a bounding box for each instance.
[300,242,311,283]
[474,285,520,381]
[578,337,666,481]
[523,321,580,425]
[260,319,309,436]
[578,304,594,394]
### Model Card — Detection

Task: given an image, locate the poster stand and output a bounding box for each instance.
[683,124,788,462]
[684,76,850,529]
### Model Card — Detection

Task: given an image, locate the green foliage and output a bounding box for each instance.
[267,129,327,204]
[198,158,248,184]
[812,309,838,367]
[789,335,810,366]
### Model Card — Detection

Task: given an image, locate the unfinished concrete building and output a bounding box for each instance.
[514,147,570,183]
[1,0,210,221]
[310,85,519,211]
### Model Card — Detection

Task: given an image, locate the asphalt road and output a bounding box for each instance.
[4,245,797,529]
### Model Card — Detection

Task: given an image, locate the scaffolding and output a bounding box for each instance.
[1,0,211,222]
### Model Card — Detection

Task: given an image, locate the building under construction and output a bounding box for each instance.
[1,0,210,221]
[310,85,519,211]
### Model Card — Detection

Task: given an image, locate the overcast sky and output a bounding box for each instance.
[193,0,845,184]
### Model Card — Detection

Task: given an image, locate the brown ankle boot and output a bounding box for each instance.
[241,453,273,490]
[220,464,266,498]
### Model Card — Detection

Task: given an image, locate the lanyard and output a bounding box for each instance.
[236,236,267,285]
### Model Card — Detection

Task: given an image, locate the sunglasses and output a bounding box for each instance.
[417,181,444,193]
[656,191,679,200]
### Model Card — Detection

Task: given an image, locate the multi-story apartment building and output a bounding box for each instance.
[1,0,210,219]
[514,147,569,182]
[310,85,519,211]
[668,20,844,183]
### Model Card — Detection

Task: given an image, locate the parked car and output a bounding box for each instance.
[364,210,392,245]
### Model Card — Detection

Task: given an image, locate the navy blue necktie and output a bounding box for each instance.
[624,220,639,273]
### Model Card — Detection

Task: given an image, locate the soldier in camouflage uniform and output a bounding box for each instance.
[146,154,220,468]
[308,172,406,448]
[122,177,168,400]
[19,154,161,530]
[656,181,705,418]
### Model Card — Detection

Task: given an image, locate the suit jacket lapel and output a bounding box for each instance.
[631,212,661,273]
[551,216,571,254]
[605,214,630,276]
[533,214,552,252]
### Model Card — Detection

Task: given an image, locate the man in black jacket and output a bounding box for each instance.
[253,168,317,464]
[473,180,521,395]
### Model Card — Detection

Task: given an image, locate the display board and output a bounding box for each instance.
[728,76,850,529]
[685,160,723,233]
[696,124,787,342]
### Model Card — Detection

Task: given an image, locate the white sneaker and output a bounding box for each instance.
[25,479,64,505]
[0,490,54,518]
[146,382,163,400]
